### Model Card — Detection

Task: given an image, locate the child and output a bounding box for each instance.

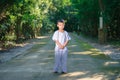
[52,19,71,74]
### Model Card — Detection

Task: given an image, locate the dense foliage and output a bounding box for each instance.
[68,0,120,40]
[0,0,57,44]
[0,0,120,48]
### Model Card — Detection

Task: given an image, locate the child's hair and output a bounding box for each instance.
[57,19,65,24]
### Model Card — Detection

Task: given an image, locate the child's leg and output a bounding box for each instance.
[54,49,61,72]
[61,48,68,72]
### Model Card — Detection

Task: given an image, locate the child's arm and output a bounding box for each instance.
[62,31,71,48]
[55,40,64,49]
[63,40,69,48]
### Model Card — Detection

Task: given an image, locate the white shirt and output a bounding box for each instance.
[52,30,71,48]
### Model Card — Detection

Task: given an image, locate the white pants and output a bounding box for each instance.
[54,47,68,72]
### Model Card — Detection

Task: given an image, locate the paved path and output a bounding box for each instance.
[0,33,120,80]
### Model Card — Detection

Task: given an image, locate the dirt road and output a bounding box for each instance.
[0,33,120,80]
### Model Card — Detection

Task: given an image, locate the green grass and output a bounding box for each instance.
[108,40,120,47]
[101,65,120,72]
[72,33,110,60]
[72,33,120,77]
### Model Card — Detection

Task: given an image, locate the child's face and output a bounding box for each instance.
[57,22,65,30]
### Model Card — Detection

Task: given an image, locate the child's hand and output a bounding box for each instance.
[59,45,65,49]
[55,40,65,49]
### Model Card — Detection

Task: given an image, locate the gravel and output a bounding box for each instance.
[0,43,34,63]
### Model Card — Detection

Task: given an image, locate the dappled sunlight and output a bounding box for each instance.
[90,48,103,54]
[68,72,87,77]
[104,61,119,66]
[104,50,112,55]
[71,51,92,55]
[16,43,29,47]
[0,0,119,79]
[0,31,119,80]
[37,63,47,66]
[90,48,100,52]
[60,71,88,77]
[76,75,104,80]
[68,45,77,48]
[70,50,104,57]
[76,72,105,80]
[80,51,93,55]
[59,71,106,80]
[34,42,47,45]
[90,51,103,56]
[90,53,101,56]
[37,36,49,39]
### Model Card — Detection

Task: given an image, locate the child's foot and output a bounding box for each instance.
[61,72,67,74]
